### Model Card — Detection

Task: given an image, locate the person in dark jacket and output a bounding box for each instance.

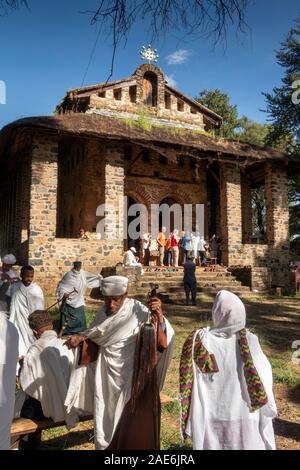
[183,255,197,306]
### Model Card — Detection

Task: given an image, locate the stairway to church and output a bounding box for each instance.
[129,266,256,302]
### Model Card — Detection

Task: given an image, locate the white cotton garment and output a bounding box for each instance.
[186,290,277,450]
[57,269,102,308]
[19,330,75,424]
[65,298,175,449]
[9,282,45,357]
[0,315,19,450]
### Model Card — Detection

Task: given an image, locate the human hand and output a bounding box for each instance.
[148,297,164,323]
[64,334,85,349]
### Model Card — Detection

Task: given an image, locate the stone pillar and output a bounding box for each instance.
[102,144,125,241]
[220,163,242,266]
[241,173,252,243]
[265,162,290,289]
[28,134,58,268]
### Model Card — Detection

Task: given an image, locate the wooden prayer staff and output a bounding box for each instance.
[46,288,78,312]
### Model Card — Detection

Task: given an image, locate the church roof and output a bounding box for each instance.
[0,113,291,168]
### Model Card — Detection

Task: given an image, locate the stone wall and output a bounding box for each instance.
[220,163,242,265]
[33,239,123,295]
[265,162,290,289]
[229,266,271,292]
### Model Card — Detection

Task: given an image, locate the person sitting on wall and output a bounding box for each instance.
[57,261,102,335]
[17,310,75,425]
[78,227,89,240]
[123,247,144,275]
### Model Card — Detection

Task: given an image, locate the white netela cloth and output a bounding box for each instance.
[19,330,75,425]
[0,315,19,450]
[57,269,102,308]
[185,290,277,450]
[65,298,175,449]
[9,282,45,357]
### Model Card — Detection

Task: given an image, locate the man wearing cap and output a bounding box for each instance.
[17,310,75,426]
[9,266,45,358]
[57,261,102,335]
[65,275,175,450]
[0,253,19,314]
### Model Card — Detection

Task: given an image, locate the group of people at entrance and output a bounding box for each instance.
[142,229,220,267]
[1,253,277,451]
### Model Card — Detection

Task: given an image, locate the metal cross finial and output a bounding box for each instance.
[140,45,159,64]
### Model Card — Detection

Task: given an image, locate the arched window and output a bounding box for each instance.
[142,72,158,107]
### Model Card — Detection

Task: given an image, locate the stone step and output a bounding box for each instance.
[139,279,243,288]
[142,271,231,278]
[132,285,251,295]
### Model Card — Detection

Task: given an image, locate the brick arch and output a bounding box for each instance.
[134,63,165,108]
[157,190,194,207]
[124,184,153,209]
[134,63,165,81]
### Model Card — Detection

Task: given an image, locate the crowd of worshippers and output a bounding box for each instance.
[123,229,221,270]
[0,253,278,451]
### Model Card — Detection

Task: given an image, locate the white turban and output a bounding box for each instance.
[2,254,16,265]
[101,276,128,296]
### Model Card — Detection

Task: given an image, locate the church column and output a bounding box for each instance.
[28,133,58,268]
[220,163,242,266]
[265,161,290,290]
[103,143,125,242]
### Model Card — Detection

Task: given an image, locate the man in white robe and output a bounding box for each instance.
[180,290,277,450]
[0,314,19,450]
[123,247,144,274]
[57,261,102,335]
[191,233,200,263]
[18,310,75,425]
[9,265,44,358]
[0,254,19,314]
[65,275,174,450]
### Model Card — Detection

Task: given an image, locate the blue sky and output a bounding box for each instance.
[0,0,299,128]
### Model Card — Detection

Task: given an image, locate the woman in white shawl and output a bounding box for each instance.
[180,289,277,450]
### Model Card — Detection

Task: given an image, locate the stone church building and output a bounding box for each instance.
[0,63,295,292]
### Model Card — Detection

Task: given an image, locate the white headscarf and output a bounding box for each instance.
[210,290,246,337]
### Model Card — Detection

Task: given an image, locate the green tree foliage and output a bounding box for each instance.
[195,89,239,138]
[236,116,270,146]
[264,17,300,243]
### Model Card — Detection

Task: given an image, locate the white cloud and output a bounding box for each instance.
[165,74,177,89]
[166,49,191,65]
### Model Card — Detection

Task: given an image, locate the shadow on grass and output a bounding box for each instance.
[287,384,300,406]
[274,418,300,442]
[41,428,94,450]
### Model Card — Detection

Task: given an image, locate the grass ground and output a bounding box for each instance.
[40,295,300,450]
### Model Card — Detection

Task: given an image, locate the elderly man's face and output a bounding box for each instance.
[104,293,127,315]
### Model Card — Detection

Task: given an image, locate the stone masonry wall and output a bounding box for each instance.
[265,162,290,289]
[220,163,242,265]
